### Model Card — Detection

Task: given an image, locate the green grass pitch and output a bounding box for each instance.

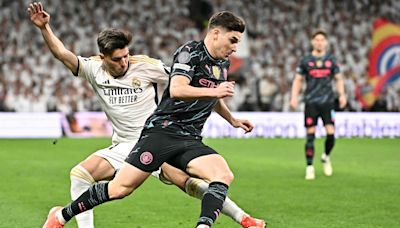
[0,138,399,227]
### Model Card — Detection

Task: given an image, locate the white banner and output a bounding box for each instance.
[0,112,399,138]
[0,112,62,138]
[203,112,400,138]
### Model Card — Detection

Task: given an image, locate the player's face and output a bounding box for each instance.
[311,34,328,53]
[101,47,129,77]
[213,28,242,60]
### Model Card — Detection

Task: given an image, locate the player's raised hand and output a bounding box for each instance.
[231,118,254,134]
[216,81,235,98]
[28,2,50,29]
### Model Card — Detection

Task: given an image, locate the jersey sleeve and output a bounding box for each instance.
[295,57,307,77]
[76,56,100,82]
[170,43,197,81]
[146,59,170,84]
[332,57,341,74]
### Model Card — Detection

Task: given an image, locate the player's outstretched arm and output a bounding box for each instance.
[169,75,234,100]
[290,73,303,110]
[334,73,347,108]
[214,99,253,134]
[28,2,78,75]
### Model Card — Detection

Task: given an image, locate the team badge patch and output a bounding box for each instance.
[212,66,221,79]
[132,77,141,88]
[177,51,190,63]
[140,151,153,165]
[325,60,332,68]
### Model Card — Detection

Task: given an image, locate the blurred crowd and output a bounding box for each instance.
[1,0,400,113]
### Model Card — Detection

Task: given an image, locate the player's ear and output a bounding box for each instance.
[99,53,105,60]
[212,28,220,41]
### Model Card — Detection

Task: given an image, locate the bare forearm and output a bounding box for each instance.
[40,24,77,74]
[291,76,302,98]
[40,24,68,60]
[336,77,345,96]
[170,83,218,100]
[214,99,234,125]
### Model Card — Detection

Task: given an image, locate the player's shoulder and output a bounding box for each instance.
[79,55,102,62]
[177,40,202,53]
[78,55,102,70]
[298,54,313,64]
[325,53,338,62]
[129,55,161,66]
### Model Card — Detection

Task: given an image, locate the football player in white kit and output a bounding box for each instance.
[28,2,265,228]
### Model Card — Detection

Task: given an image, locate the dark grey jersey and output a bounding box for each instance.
[296,53,340,105]
[144,41,230,137]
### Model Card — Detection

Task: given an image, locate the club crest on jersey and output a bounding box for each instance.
[132,77,141,88]
[316,60,323,67]
[325,60,332,68]
[177,51,190,63]
[212,66,221,79]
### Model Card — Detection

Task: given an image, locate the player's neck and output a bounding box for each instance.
[203,36,218,60]
[312,49,326,57]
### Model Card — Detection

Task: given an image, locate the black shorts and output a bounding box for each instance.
[304,102,335,127]
[125,130,218,172]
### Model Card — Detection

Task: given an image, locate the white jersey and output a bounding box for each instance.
[76,55,169,144]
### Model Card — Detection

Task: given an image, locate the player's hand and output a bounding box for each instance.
[339,94,347,109]
[28,2,50,29]
[215,81,235,98]
[290,97,298,110]
[232,118,254,134]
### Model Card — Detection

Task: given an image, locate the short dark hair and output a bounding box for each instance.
[312,29,328,39]
[97,28,132,56]
[208,11,245,33]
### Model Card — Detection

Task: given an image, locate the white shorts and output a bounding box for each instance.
[94,142,136,171]
[94,142,171,184]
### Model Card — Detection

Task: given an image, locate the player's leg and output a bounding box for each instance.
[44,162,151,228]
[321,105,336,176]
[187,153,232,227]
[71,143,134,228]
[185,177,265,228]
[70,155,114,228]
[43,136,161,227]
[159,163,265,227]
[304,104,318,180]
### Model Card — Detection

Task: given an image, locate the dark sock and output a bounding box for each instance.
[197,182,228,227]
[325,134,335,156]
[61,182,110,222]
[305,133,315,166]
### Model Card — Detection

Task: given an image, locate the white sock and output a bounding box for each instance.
[70,165,95,228]
[185,177,246,224]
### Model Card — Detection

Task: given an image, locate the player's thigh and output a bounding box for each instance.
[186,153,233,185]
[321,103,335,128]
[304,104,319,128]
[108,162,151,198]
[82,143,136,181]
[79,155,115,181]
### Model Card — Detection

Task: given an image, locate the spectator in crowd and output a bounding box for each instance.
[1,0,399,112]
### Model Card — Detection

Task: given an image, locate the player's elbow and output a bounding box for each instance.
[169,85,184,99]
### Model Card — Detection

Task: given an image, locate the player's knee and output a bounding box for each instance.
[70,165,95,184]
[216,170,234,185]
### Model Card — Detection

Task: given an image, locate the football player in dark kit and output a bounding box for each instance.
[290,29,347,180]
[43,11,265,228]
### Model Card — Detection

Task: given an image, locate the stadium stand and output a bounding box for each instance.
[1,0,399,113]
